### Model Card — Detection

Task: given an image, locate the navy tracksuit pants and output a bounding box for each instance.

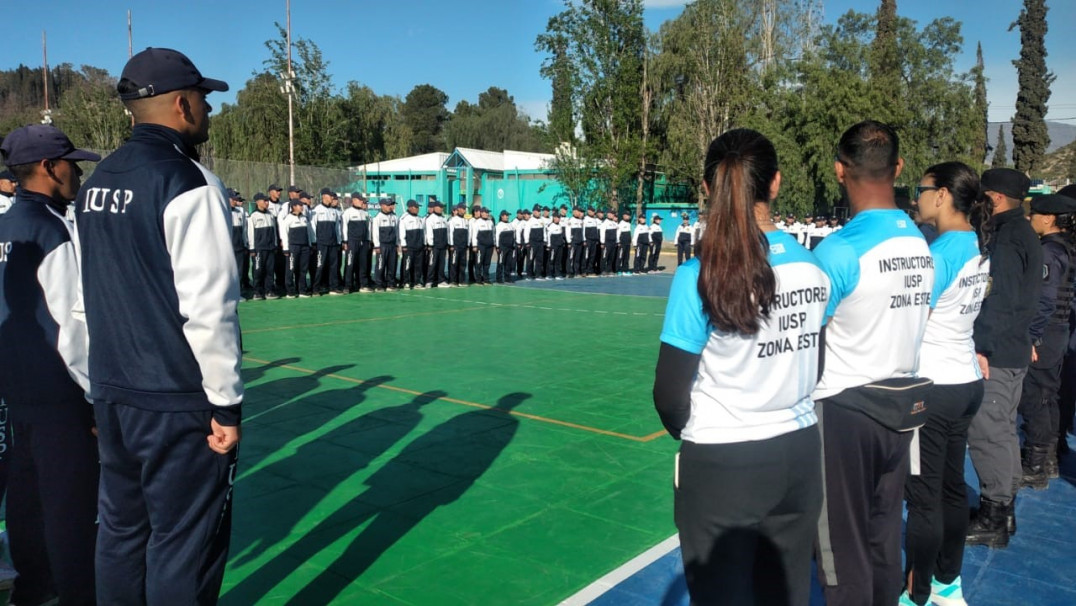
[7,418,98,606]
[94,402,237,605]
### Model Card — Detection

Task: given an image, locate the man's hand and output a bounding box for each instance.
[1031,345,1039,364]
[208,418,241,454]
[976,353,990,381]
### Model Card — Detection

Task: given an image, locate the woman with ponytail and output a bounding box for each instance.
[901,162,992,606]
[652,129,829,605]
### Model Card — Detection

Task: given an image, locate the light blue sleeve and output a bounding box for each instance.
[929,239,953,310]
[660,262,710,354]
[812,236,859,321]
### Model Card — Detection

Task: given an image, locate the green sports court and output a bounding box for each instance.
[220,274,680,605]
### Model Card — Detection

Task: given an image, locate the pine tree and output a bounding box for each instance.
[870,0,902,125]
[1010,0,1054,174]
[992,126,1008,169]
[972,42,989,166]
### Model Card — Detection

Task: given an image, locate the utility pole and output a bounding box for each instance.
[286,0,296,185]
[128,10,133,58]
[41,31,52,125]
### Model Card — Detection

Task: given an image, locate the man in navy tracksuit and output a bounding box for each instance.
[312,187,344,295]
[0,125,99,606]
[247,193,278,300]
[74,48,242,605]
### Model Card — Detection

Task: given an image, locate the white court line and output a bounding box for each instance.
[558,534,680,606]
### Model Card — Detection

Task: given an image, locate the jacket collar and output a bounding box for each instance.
[129,123,200,161]
[15,187,68,216]
[993,205,1026,225]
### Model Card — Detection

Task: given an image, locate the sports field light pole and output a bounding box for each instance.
[41,31,52,125]
[283,0,296,186]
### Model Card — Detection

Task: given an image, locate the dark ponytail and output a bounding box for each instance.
[923,161,993,257]
[697,129,777,335]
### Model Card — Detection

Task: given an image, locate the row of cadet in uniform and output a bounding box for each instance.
[226,185,705,297]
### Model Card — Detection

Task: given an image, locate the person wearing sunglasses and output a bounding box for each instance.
[901,162,992,606]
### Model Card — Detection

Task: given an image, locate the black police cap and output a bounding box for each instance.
[1031,194,1076,215]
[981,168,1030,201]
[118,48,228,100]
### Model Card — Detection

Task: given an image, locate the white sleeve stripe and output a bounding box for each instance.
[37,211,91,393]
[162,180,244,407]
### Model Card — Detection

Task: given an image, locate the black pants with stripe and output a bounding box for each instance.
[426,246,448,286]
[584,240,600,275]
[251,250,275,297]
[449,246,466,286]
[94,402,237,606]
[676,426,821,606]
[314,243,341,293]
[815,400,912,606]
[286,246,311,296]
[904,381,983,604]
[7,418,98,606]
[375,246,399,289]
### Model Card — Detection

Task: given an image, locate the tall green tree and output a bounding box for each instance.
[992,125,1009,169]
[972,42,989,166]
[869,0,903,125]
[443,87,548,152]
[1009,0,1054,174]
[401,84,449,154]
[536,0,646,209]
[51,66,130,150]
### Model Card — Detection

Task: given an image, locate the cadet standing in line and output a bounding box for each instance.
[75,48,241,604]
[311,188,343,295]
[342,194,373,293]
[965,169,1040,549]
[601,208,619,276]
[675,212,694,266]
[618,210,634,275]
[633,214,651,274]
[1016,193,1076,489]
[567,206,585,278]
[648,214,664,272]
[547,212,567,280]
[467,203,480,284]
[471,206,495,285]
[228,188,249,297]
[583,206,601,276]
[247,193,278,300]
[512,208,527,277]
[0,169,16,213]
[281,198,315,297]
[372,198,400,291]
[496,209,517,284]
[0,124,99,606]
[267,184,288,295]
[448,203,469,287]
[424,199,449,288]
[524,204,547,280]
[399,199,426,289]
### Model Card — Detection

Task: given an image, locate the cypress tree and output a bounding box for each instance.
[992,126,1008,169]
[972,43,989,166]
[1010,0,1054,174]
[870,0,902,125]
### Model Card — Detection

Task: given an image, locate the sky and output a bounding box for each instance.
[3,0,1074,127]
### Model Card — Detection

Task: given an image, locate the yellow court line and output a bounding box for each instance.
[243,356,664,443]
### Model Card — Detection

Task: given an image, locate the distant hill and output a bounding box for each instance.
[1040,139,1075,183]
[987,121,1076,166]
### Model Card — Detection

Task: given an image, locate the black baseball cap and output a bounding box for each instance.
[118,48,228,100]
[268,184,283,192]
[1,125,101,167]
[981,168,1030,201]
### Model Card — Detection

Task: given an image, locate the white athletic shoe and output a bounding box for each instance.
[930,576,968,606]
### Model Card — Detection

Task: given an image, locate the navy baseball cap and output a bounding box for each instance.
[254,193,268,202]
[500,210,509,216]
[290,199,304,207]
[268,184,283,192]
[319,187,334,196]
[118,48,228,100]
[287,185,301,193]
[430,200,444,208]
[532,204,542,211]
[1,125,101,167]
[225,187,239,199]
[299,191,312,200]
[0,169,15,181]
[351,192,364,199]
[406,199,419,208]
[455,203,467,210]
[381,198,396,205]
[522,208,532,215]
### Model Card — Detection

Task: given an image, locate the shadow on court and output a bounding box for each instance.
[223,391,530,605]
[228,373,396,568]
